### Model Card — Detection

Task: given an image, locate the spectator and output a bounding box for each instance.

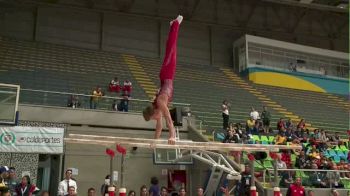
[87,188,95,196]
[297,119,306,132]
[140,185,148,196]
[223,129,239,143]
[58,169,77,196]
[67,94,80,108]
[277,118,286,131]
[1,189,10,196]
[123,80,132,95]
[295,151,309,169]
[309,164,327,188]
[90,87,103,109]
[330,189,339,196]
[261,106,271,133]
[7,167,18,196]
[100,175,112,196]
[286,177,305,196]
[281,150,292,168]
[15,175,39,196]
[285,118,295,130]
[117,93,130,112]
[289,63,297,72]
[197,188,204,196]
[249,107,259,121]
[246,116,255,135]
[67,186,76,196]
[237,165,252,196]
[276,155,287,169]
[279,171,294,188]
[275,131,287,145]
[178,187,186,196]
[222,100,230,130]
[149,177,159,196]
[109,77,121,93]
[160,187,168,196]
[128,190,136,196]
[326,165,343,188]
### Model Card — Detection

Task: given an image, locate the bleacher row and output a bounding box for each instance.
[0,36,349,136]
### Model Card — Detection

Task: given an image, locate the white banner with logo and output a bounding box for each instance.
[0,126,64,154]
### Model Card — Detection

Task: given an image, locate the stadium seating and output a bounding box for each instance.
[0,36,348,136]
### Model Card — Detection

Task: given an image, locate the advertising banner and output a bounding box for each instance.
[0,126,64,154]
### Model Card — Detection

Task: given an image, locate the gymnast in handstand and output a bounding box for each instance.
[143,15,183,145]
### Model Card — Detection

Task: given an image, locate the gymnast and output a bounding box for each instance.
[143,15,183,145]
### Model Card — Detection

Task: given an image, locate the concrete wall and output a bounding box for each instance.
[0,0,347,66]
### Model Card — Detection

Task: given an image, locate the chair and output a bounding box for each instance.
[263,160,273,169]
[260,135,269,145]
[333,155,341,163]
[337,151,346,158]
[252,135,260,144]
[340,145,348,152]
[328,149,337,157]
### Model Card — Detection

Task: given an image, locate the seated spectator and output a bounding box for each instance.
[285,118,294,130]
[295,151,310,169]
[109,77,121,93]
[275,131,287,145]
[281,150,292,168]
[275,155,287,169]
[326,165,344,188]
[277,118,286,131]
[123,80,132,95]
[249,107,260,121]
[279,171,294,188]
[309,164,327,188]
[223,129,239,143]
[309,148,321,160]
[15,175,39,196]
[329,133,340,142]
[67,94,80,108]
[90,87,103,109]
[297,119,306,132]
[246,117,255,134]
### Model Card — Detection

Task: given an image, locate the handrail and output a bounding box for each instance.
[20,88,191,106]
[266,168,350,173]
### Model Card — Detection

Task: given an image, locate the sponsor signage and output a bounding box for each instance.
[0,126,64,154]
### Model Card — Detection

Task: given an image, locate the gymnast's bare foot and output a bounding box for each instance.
[170,15,183,25]
[168,137,175,145]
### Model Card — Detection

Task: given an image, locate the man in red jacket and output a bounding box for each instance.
[286,177,305,196]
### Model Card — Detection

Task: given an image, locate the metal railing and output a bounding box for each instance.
[261,168,350,189]
[19,88,191,114]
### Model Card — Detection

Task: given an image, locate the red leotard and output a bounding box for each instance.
[154,20,180,106]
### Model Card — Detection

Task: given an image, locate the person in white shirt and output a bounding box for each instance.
[222,100,230,130]
[249,107,260,121]
[58,169,77,196]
